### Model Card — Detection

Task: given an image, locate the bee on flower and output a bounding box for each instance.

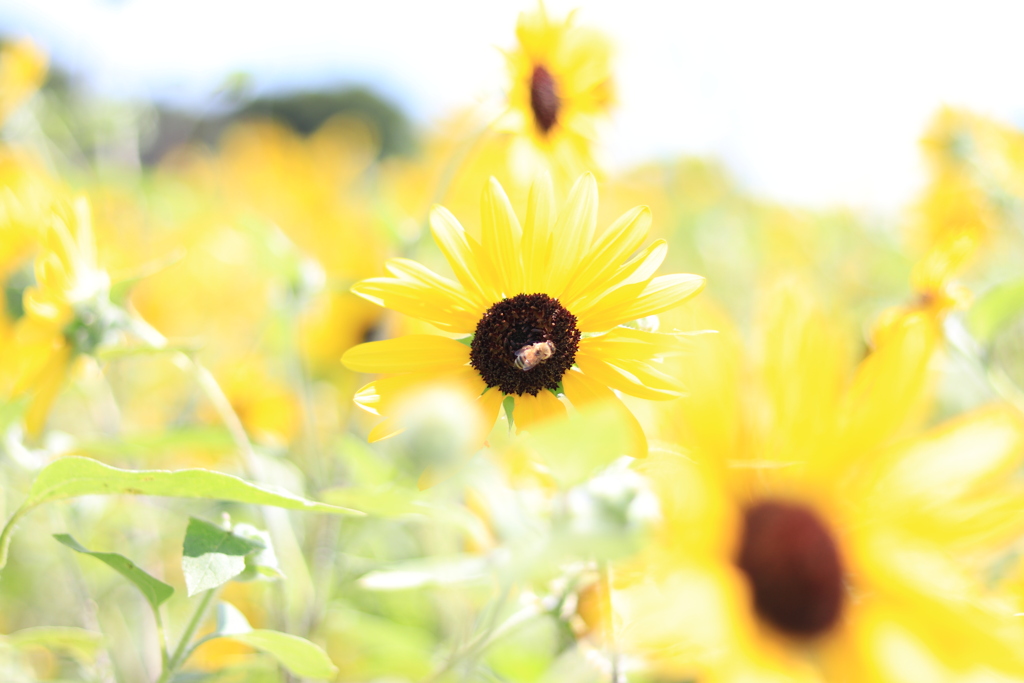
[342,173,705,459]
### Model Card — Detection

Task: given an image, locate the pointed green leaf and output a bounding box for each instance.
[229,631,338,680]
[0,456,362,570]
[210,602,338,680]
[358,554,492,591]
[232,524,284,582]
[4,626,104,663]
[213,601,253,636]
[182,518,264,596]
[23,457,359,513]
[54,534,173,610]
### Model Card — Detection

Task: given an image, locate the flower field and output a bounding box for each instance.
[2,5,1024,682]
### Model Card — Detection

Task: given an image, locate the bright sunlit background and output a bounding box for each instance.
[3,0,1023,210]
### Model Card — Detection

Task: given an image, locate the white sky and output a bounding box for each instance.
[2,0,1023,210]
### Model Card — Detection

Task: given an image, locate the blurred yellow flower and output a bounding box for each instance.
[216,118,387,372]
[211,358,299,447]
[876,109,1000,343]
[342,173,704,457]
[498,3,614,187]
[13,196,114,434]
[0,38,47,126]
[616,289,1024,681]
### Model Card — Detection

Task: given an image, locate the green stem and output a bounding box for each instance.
[424,602,541,683]
[155,588,217,683]
[598,561,619,683]
[0,506,29,572]
[153,608,170,669]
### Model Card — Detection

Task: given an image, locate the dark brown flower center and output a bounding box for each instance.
[530,65,561,134]
[735,500,845,638]
[470,293,579,396]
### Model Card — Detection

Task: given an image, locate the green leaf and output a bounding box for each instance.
[4,626,104,663]
[231,523,284,582]
[992,317,1024,393]
[967,278,1024,345]
[358,554,493,591]
[211,603,338,680]
[229,631,339,680]
[0,456,362,570]
[22,456,361,512]
[527,403,630,487]
[213,601,253,636]
[502,394,515,427]
[54,534,173,610]
[182,518,265,596]
[322,607,434,680]
[319,485,421,517]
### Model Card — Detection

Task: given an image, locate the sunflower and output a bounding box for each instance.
[341,173,705,457]
[614,289,1024,681]
[497,4,614,187]
[12,196,117,434]
[875,110,999,344]
[0,38,47,127]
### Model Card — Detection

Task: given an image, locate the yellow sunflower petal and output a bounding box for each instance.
[571,239,668,323]
[476,387,506,439]
[850,596,1024,681]
[368,416,404,442]
[513,389,567,433]
[521,172,555,292]
[351,278,479,332]
[24,348,71,437]
[546,173,598,297]
[615,565,758,682]
[837,311,937,460]
[341,336,470,374]
[574,349,684,400]
[35,252,72,296]
[578,273,706,331]
[756,286,851,474]
[562,369,646,457]
[480,177,524,296]
[352,372,440,416]
[561,205,651,309]
[869,405,1024,509]
[634,449,737,558]
[429,205,497,302]
[384,257,484,315]
[356,368,496,443]
[0,39,48,126]
[665,303,743,462]
[857,405,1024,549]
[579,327,691,360]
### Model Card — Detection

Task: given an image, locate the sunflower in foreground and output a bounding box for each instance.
[342,173,705,457]
[615,290,1024,681]
[497,4,614,186]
